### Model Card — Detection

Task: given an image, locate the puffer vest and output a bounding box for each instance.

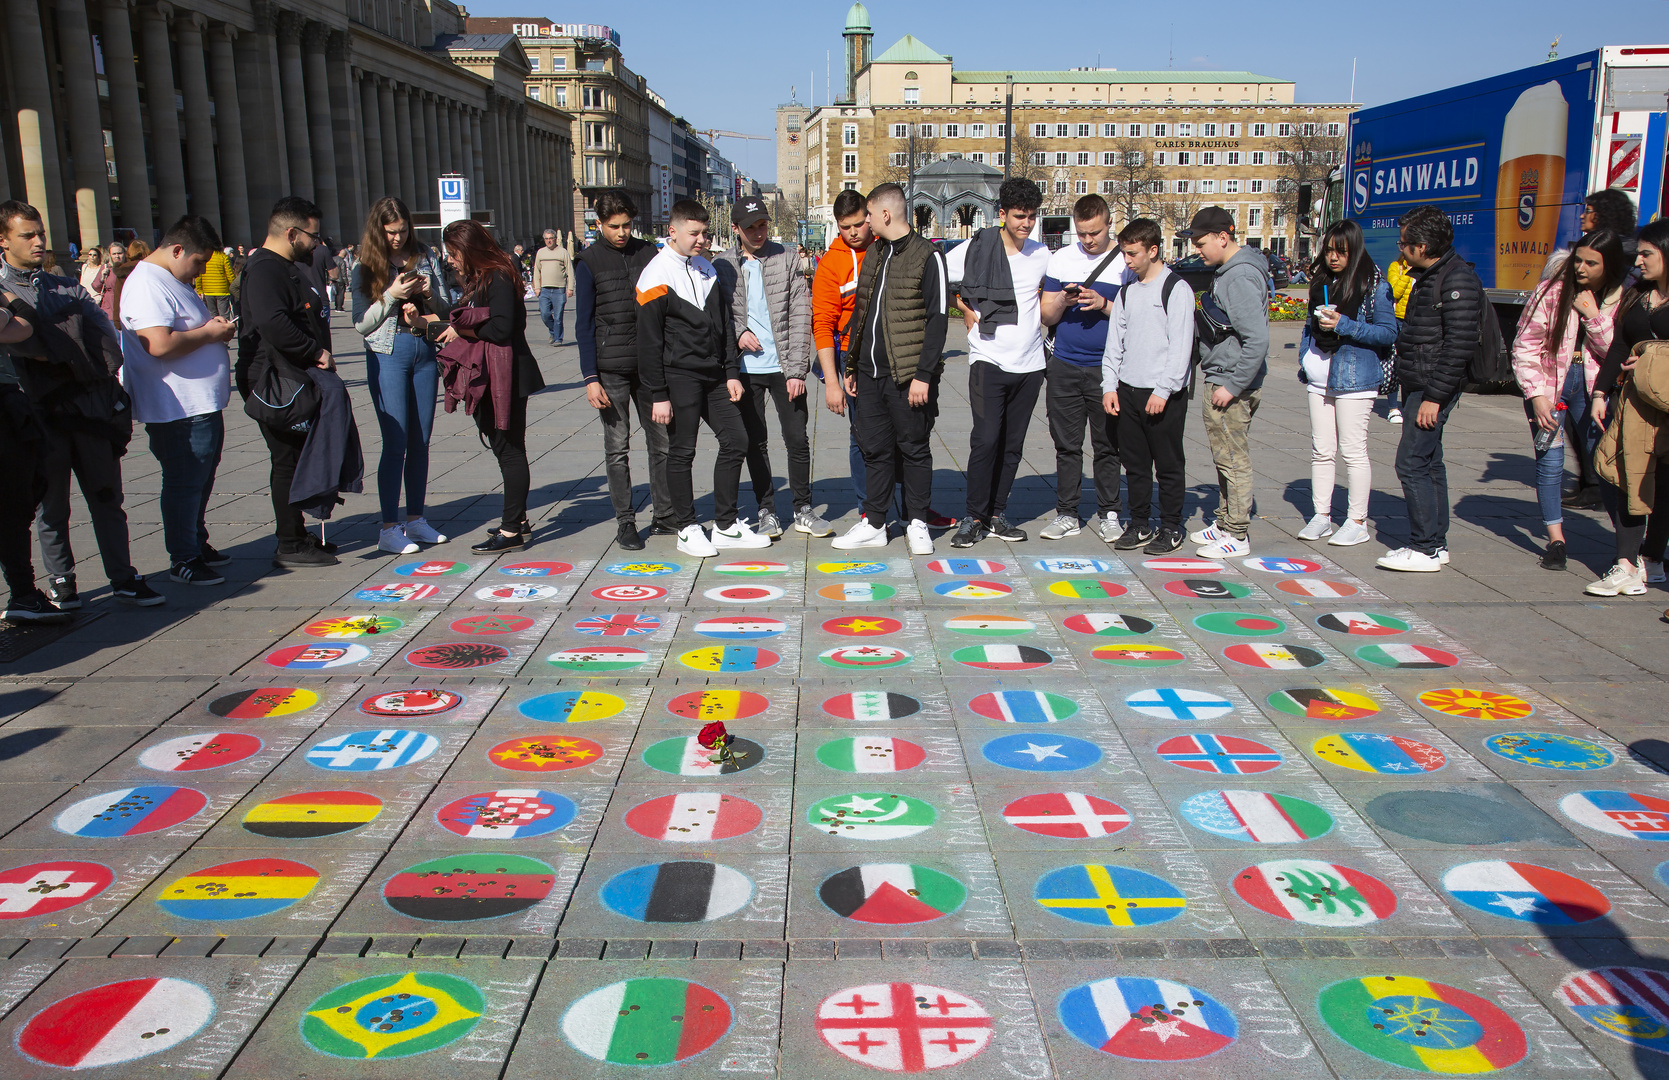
[579,237,656,375]
[846,231,934,384]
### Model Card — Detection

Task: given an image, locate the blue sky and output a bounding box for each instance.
[462,0,1667,182]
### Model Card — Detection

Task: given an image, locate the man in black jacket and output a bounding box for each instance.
[1379,205,1481,574]
[237,196,338,568]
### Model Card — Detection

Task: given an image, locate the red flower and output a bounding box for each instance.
[698,721,729,748]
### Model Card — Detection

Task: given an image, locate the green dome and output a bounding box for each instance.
[844,2,871,31]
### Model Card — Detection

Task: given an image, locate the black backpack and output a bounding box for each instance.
[1430,257,1510,386]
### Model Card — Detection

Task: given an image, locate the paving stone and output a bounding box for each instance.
[460,936,513,958]
[1253,937,1307,959]
[927,938,975,959]
[836,938,883,959]
[695,938,742,959]
[0,939,27,959]
[110,935,174,957]
[10,939,74,959]
[505,937,555,959]
[315,935,371,956]
[881,938,929,960]
[1210,938,1259,958]
[972,938,1021,959]
[790,939,835,959]
[1020,939,1071,960]
[62,937,122,958]
[602,937,650,960]
[553,937,603,959]
[650,938,697,958]
[1394,936,1447,958]
[1440,936,1488,958]
[212,935,275,956]
[1351,936,1404,958]
[264,936,319,957]
[1069,940,1117,959]
[1116,940,1166,959]
[1303,938,1354,958]
[365,935,418,957]
[1165,937,1214,958]
[411,935,465,957]
[742,939,787,959]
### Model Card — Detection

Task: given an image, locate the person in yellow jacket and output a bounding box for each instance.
[1384,257,1414,424]
[194,248,234,321]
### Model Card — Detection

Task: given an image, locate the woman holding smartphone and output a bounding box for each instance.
[353,196,454,554]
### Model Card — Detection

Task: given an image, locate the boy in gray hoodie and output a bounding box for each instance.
[1180,207,1269,558]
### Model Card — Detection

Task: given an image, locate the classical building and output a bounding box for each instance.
[0,0,575,253]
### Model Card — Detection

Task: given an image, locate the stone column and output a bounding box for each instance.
[174,13,220,232]
[140,2,188,228]
[275,11,313,199]
[327,33,363,239]
[462,108,478,195]
[478,102,499,228]
[236,0,289,229]
[54,0,114,246]
[7,0,68,246]
[408,93,430,212]
[448,105,463,177]
[207,26,250,244]
[377,79,400,202]
[359,73,385,200]
[505,107,523,243]
[393,88,416,206]
[423,95,442,206]
[301,23,339,236]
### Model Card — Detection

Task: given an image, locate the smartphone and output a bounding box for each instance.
[1063,283,1082,298]
[399,271,420,284]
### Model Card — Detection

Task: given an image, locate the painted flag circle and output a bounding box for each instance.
[823,692,923,722]
[819,582,897,602]
[1317,975,1527,1073]
[1179,790,1334,843]
[1560,791,1669,840]
[54,787,207,837]
[1164,578,1252,600]
[817,737,927,774]
[16,977,214,1068]
[1144,557,1224,573]
[587,587,664,604]
[666,689,771,721]
[1125,687,1234,721]
[1035,557,1117,573]
[0,860,114,918]
[981,734,1102,772]
[817,982,993,1071]
[519,690,627,723]
[1316,611,1411,636]
[693,615,786,639]
[436,789,576,839]
[1268,687,1381,722]
[818,561,887,575]
[497,560,573,576]
[951,644,1053,670]
[355,583,439,603]
[600,861,753,922]
[713,560,789,575]
[809,792,937,840]
[1274,577,1359,598]
[703,584,785,604]
[488,735,605,773]
[1059,978,1237,1061]
[561,978,731,1065]
[1035,864,1186,927]
[1484,732,1614,771]
[156,857,318,919]
[360,688,463,718]
[933,579,1012,599]
[969,690,1078,724]
[1193,611,1286,636]
[450,613,535,635]
[642,736,764,776]
[1002,792,1130,838]
[820,644,913,670]
[1242,556,1324,574]
[1313,733,1448,774]
[625,793,762,842]
[396,560,468,577]
[1558,967,1669,1053]
[1156,734,1283,774]
[305,614,402,637]
[301,971,484,1059]
[207,687,318,719]
[1062,612,1153,637]
[264,643,371,669]
[607,561,681,576]
[545,646,649,672]
[477,583,563,603]
[820,863,966,923]
[306,730,439,772]
[382,853,555,921]
[241,790,382,839]
[574,613,662,636]
[406,642,510,670]
[1093,643,1186,667]
[1443,860,1609,924]
[1047,579,1129,599]
[1233,859,1398,927]
[138,732,262,772]
[824,615,904,636]
[926,558,1007,575]
[1223,642,1326,669]
[944,614,1033,636]
[1356,643,1460,670]
[679,645,781,673]
[1419,688,1534,721]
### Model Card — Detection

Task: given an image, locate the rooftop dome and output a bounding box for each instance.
[844,2,871,31]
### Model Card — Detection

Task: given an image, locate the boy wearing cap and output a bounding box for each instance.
[713,197,831,538]
[1182,206,1269,558]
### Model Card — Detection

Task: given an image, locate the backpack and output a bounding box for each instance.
[1430,257,1510,386]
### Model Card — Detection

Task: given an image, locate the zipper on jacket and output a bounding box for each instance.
[867,241,892,379]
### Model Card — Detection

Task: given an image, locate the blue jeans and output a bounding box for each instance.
[539,287,567,342]
[1393,389,1460,555]
[365,334,438,524]
[1529,363,1594,527]
[146,411,223,565]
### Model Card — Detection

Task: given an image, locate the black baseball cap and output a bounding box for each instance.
[731,197,769,228]
[1179,206,1235,237]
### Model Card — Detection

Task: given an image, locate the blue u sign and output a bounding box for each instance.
[439,178,465,201]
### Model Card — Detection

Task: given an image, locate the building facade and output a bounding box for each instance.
[0,0,575,253]
[775,99,810,216]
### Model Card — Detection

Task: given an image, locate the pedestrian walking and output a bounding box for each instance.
[194,244,235,321]
[533,229,573,344]
[0,274,70,621]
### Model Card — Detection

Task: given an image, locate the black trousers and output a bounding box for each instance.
[474,393,530,532]
[1116,382,1188,531]
[1046,356,1121,517]
[738,370,811,512]
[0,388,44,594]
[259,422,310,547]
[966,362,1044,522]
[665,370,747,530]
[854,367,933,525]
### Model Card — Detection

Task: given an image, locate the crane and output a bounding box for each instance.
[693,129,766,143]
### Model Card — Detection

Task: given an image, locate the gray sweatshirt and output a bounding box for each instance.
[1198,245,1269,397]
[1102,268,1195,400]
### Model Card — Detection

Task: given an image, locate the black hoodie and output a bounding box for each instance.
[236,247,331,400]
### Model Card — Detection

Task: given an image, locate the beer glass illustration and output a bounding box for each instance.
[1495,80,1567,290]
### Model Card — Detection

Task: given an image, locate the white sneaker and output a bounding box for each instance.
[711,519,772,549]
[1195,536,1250,559]
[1329,520,1371,546]
[1646,558,1666,584]
[676,524,718,557]
[379,525,419,555]
[1586,561,1648,596]
[1094,514,1125,543]
[832,519,889,549]
[1436,547,1451,565]
[906,519,933,555]
[1189,521,1228,545]
[1377,548,1443,572]
[1388,408,1403,424]
[403,517,448,544]
[1297,514,1335,541]
[1039,514,1081,540]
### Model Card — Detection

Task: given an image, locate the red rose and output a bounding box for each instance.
[698,721,729,748]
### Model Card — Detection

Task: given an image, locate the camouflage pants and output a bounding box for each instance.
[1200,385,1261,539]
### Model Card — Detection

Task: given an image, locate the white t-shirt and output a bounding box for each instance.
[946,236,1050,373]
[1301,344,1376,399]
[117,260,231,423]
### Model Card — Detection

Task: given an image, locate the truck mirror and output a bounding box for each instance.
[1297,183,1314,216]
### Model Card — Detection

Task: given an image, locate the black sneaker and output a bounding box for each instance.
[303,533,340,555]
[988,514,1027,542]
[1144,527,1187,555]
[274,544,339,568]
[1115,525,1157,551]
[949,518,988,548]
[4,588,72,623]
[650,521,680,536]
[111,577,165,606]
[616,520,646,551]
[199,544,232,567]
[485,518,534,538]
[170,557,226,586]
[1540,540,1567,572]
[471,531,526,554]
[46,574,80,610]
